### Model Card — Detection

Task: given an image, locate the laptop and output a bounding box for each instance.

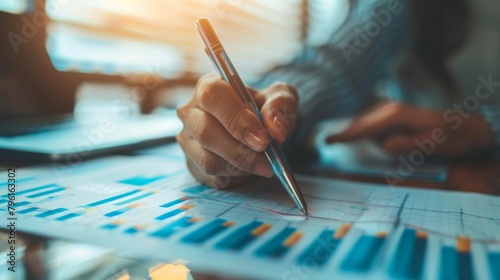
[0,111,182,162]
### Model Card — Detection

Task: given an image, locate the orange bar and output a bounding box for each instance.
[181,197,190,201]
[251,224,272,236]
[457,236,471,252]
[416,230,428,239]
[179,204,194,210]
[128,202,143,208]
[111,220,124,225]
[333,224,352,239]
[188,217,201,223]
[223,221,234,227]
[283,232,303,247]
[375,231,388,238]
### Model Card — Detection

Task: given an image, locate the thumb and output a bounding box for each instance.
[259,83,299,145]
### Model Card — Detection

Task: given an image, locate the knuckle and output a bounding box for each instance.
[224,112,242,135]
[194,121,211,143]
[198,154,218,175]
[231,147,253,171]
[271,82,298,101]
[197,80,227,109]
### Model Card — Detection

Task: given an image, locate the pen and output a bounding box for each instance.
[196,17,308,215]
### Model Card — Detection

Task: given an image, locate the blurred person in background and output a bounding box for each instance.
[176,0,500,188]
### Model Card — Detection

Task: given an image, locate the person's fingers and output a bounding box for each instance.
[326,103,417,143]
[259,83,299,144]
[181,107,272,178]
[381,129,439,155]
[195,74,270,152]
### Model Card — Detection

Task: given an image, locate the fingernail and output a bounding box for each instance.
[245,131,265,151]
[253,162,273,178]
[273,114,287,132]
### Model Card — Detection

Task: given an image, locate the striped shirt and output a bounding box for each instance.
[252,0,500,157]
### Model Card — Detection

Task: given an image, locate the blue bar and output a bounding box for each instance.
[390,228,427,279]
[0,199,8,203]
[256,227,296,258]
[26,187,65,198]
[215,221,262,251]
[458,251,474,280]
[156,209,184,220]
[441,246,457,280]
[181,219,230,244]
[440,246,474,280]
[18,207,38,214]
[124,227,139,234]
[55,213,82,221]
[2,183,56,197]
[105,207,131,217]
[35,208,67,218]
[118,175,166,186]
[297,230,339,266]
[115,192,153,206]
[86,189,141,207]
[15,201,31,207]
[341,234,386,272]
[160,198,187,208]
[151,216,195,238]
[183,185,209,194]
[488,252,500,280]
[102,223,120,230]
[0,177,34,187]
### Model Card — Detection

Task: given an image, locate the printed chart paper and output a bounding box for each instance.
[1,148,499,279]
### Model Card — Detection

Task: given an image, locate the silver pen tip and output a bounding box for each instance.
[301,207,309,216]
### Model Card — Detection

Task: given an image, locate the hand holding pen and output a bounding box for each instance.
[176,73,299,187]
[176,20,301,196]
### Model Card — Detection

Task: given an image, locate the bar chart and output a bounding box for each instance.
[1,153,499,280]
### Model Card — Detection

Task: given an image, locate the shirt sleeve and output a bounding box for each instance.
[251,0,411,149]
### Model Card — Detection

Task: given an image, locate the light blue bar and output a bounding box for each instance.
[160,198,186,208]
[18,207,38,214]
[105,207,130,217]
[35,208,67,218]
[115,192,153,206]
[15,201,31,207]
[56,213,82,221]
[86,190,141,207]
[118,175,166,186]
[102,223,120,230]
[2,183,56,197]
[156,209,184,220]
[27,187,65,198]
[183,185,209,194]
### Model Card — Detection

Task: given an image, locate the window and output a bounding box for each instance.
[45,0,305,81]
